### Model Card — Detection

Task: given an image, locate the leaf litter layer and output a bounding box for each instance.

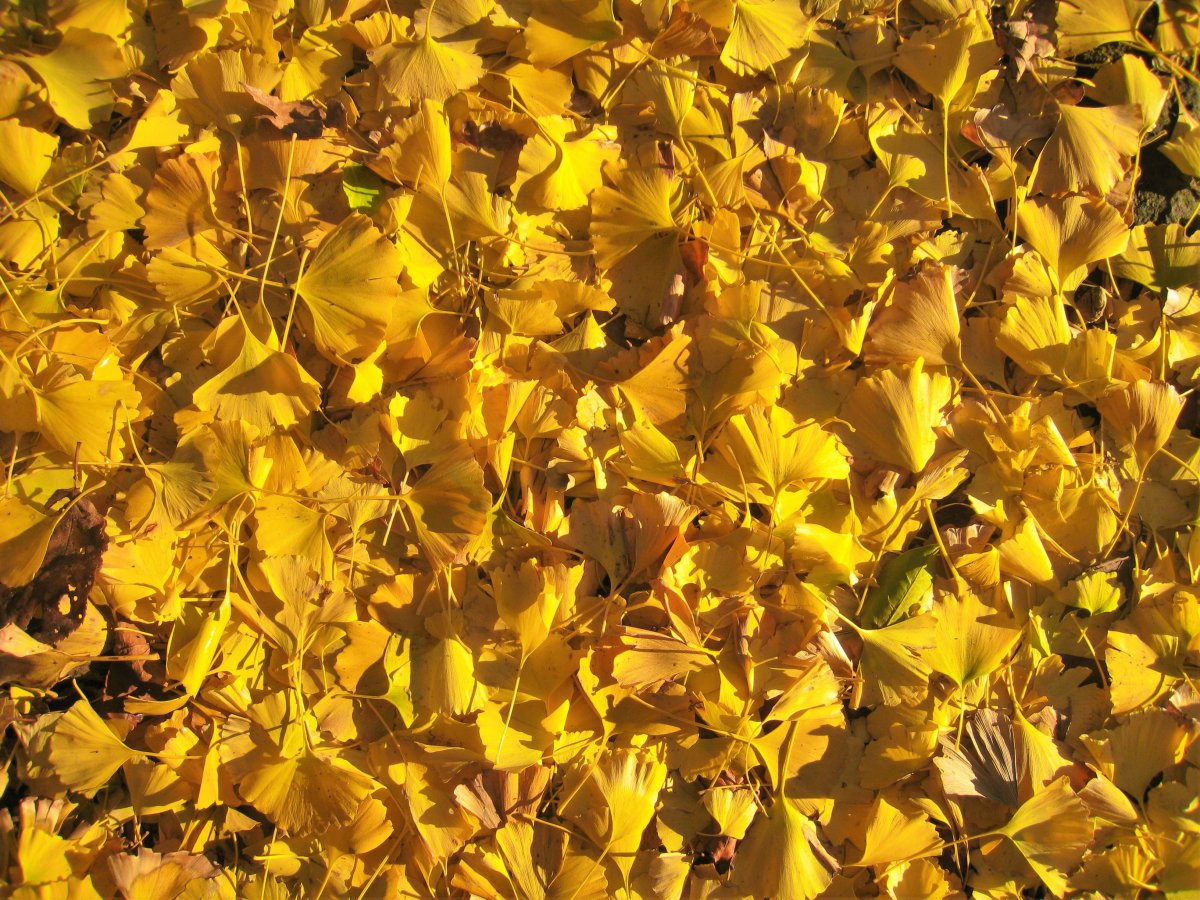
[0,0,1199,897]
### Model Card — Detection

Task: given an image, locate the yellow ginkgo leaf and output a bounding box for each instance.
[563,747,667,858]
[721,0,812,76]
[165,594,230,696]
[590,168,687,268]
[706,404,849,504]
[609,627,710,688]
[402,450,490,567]
[995,516,1056,586]
[1084,708,1189,799]
[513,117,618,211]
[0,496,58,587]
[850,795,942,869]
[409,629,483,718]
[517,0,622,69]
[924,590,1020,689]
[0,118,57,197]
[894,7,1000,109]
[192,323,321,432]
[853,616,936,708]
[490,557,562,657]
[295,214,403,363]
[1056,0,1152,56]
[108,849,216,900]
[254,496,334,579]
[841,360,955,473]
[864,264,962,367]
[476,694,552,772]
[1114,223,1200,291]
[996,293,1074,379]
[1033,103,1142,196]
[1161,121,1200,177]
[702,787,758,840]
[141,153,223,251]
[116,89,190,156]
[47,698,141,794]
[996,777,1094,897]
[1016,195,1129,292]
[34,374,140,464]
[1089,56,1169,132]
[728,796,833,900]
[370,35,484,103]
[20,29,126,130]
[376,99,452,188]
[1097,380,1184,467]
[238,751,374,834]
[280,23,354,101]
[868,106,998,222]
[172,49,283,134]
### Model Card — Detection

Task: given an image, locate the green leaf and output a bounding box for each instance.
[342,164,384,214]
[861,546,937,629]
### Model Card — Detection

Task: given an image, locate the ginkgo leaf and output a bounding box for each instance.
[490,558,561,656]
[996,293,1074,378]
[47,698,141,794]
[192,324,321,432]
[1097,380,1184,467]
[0,119,58,197]
[294,214,403,362]
[894,7,1000,108]
[409,630,484,719]
[935,709,1022,807]
[165,594,230,696]
[238,751,374,834]
[402,450,490,567]
[864,265,963,368]
[513,117,617,211]
[1114,223,1200,291]
[609,627,709,688]
[841,360,955,473]
[34,375,140,464]
[1016,195,1129,292]
[172,49,283,134]
[519,0,622,68]
[254,496,334,579]
[861,546,937,629]
[108,849,216,900]
[1056,0,1151,55]
[924,590,1020,688]
[702,787,758,840]
[1160,122,1200,177]
[721,0,812,76]
[20,29,126,129]
[854,616,936,708]
[141,153,223,251]
[995,515,1055,586]
[850,795,942,869]
[1089,56,1169,132]
[1033,103,1142,196]
[997,777,1094,897]
[561,747,667,858]
[590,168,687,268]
[729,796,833,900]
[0,496,58,587]
[370,35,484,103]
[706,405,849,504]
[868,106,998,222]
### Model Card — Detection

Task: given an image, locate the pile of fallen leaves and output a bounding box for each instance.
[0,0,1199,896]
